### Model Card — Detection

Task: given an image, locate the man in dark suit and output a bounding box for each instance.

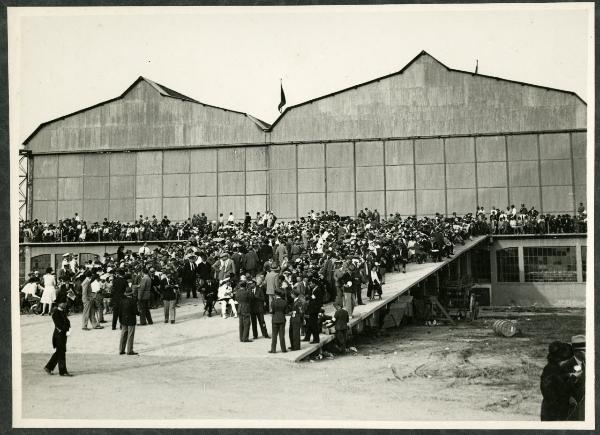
[120,286,138,355]
[251,274,269,339]
[269,290,287,353]
[303,279,324,344]
[111,269,127,330]
[288,288,303,351]
[180,255,198,298]
[236,281,253,342]
[44,299,72,376]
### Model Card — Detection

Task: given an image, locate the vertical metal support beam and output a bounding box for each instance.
[323,143,328,211]
[442,138,448,216]
[353,141,357,217]
[24,246,31,278]
[575,240,583,283]
[504,136,510,208]
[27,155,33,221]
[569,132,577,215]
[412,139,417,217]
[536,134,544,214]
[295,144,299,220]
[382,140,387,217]
[266,145,271,212]
[188,150,192,219]
[216,149,220,218]
[473,137,479,209]
[243,148,247,219]
[517,245,525,283]
[107,153,111,221]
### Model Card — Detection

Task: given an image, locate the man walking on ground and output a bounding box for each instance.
[119,287,138,355]
[137,268,153,325]
[269,290,287,354]
[44,299,73,376]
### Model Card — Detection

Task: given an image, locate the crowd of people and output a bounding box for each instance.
[22,206,586,420]
[18,202,587,244]
[22,206,490,360]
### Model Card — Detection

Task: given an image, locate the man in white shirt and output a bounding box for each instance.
[139,243,151,256]
[227,212,235,224]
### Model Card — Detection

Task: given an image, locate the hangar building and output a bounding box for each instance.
[20,51,588,307]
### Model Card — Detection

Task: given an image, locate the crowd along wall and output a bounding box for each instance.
[30,130,586,223]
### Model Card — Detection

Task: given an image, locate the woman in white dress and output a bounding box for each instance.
[40,267,57,315]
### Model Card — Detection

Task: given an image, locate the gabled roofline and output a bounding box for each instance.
[266,50,586,131]
[23,76,270,145]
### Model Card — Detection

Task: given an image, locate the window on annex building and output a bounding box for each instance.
[30,254,51,275]
[496,247,519,282]
[524,246,577,282]
[581,246,586,282]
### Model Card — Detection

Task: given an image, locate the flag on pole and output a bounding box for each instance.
[278,80,286,113]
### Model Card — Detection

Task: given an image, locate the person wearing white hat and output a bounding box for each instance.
[217,277,237,319]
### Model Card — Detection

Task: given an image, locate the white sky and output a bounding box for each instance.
[8,4,593,148]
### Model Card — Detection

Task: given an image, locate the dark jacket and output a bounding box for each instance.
[258,244,273,264]
[160,276,177,301]
[307,285,324,313]
[180,261,197,286]
[251,283,266,314]
[271,297,287,324]
[138,274,152,301]
[196,261,212,281]
[540,362,572,421]
[236,286,253,314]
[120,296,138,326]
[334,307,349,331]
[51,308,70,349]
[111,276,127,303]
[243,250,260,272]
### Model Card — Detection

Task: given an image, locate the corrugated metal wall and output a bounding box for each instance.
[31,131,586,222]
[26,80,266,153]
[268,54,586,142]
[26,53,587,223]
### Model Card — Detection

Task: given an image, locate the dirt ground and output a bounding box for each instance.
[19,306,584,423]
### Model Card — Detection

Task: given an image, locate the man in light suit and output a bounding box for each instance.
[81,271,101,330]
[265,265,280,313]
[137,268,153,325]
[212,252,235,281]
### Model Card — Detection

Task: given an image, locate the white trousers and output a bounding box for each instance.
[220,299,237,317]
